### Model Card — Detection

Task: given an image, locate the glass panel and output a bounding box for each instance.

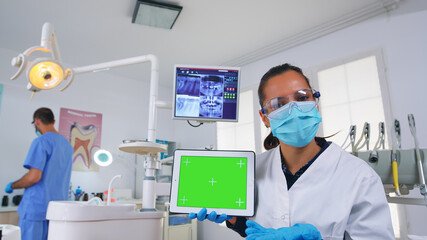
[136,4,180,29]
[238,91,254,124]
[319,104,351,145]
[346,56,382,101]
[318,65,348,107]
[236,123,255,151]
[217,125,236,150]
[350,97,387,149]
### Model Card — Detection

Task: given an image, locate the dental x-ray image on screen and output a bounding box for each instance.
[199,76,224,118]
[176,74,200,96]
[175,74,201,117]
[173,65,240,122]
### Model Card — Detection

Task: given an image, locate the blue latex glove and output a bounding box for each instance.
[5,182,14,194]
[245,220,321,240]
[188,208,232,223]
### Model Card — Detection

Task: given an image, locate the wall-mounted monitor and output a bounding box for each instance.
[173,65,240,122]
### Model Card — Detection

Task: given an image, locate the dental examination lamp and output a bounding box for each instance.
[11,22,171,211]
[10,23,72,99]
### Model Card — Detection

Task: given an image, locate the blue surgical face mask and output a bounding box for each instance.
[35,129,42,137]
[267,101,322,147]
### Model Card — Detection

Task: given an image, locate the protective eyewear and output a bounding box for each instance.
[267,101,318,120]
[261,89,320,116]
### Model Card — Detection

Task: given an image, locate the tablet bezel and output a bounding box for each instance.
[169,149,255,217]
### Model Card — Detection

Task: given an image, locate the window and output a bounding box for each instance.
[315,54,390,150]
[217,90,255,152]
[314,51,400,237]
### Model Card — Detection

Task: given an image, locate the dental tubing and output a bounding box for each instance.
[391,120,400,196]
[408,114,427,206]
[107,175,122,206]
[352,122,370,154]
[369,122,385,163]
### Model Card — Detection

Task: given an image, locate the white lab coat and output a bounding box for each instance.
[251,143,394,240]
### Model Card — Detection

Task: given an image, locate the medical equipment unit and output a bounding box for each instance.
[170,150,255,216]
[341,115,427,206]
[172,65,241,123]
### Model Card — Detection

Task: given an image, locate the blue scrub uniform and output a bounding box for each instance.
[18,132,74,240]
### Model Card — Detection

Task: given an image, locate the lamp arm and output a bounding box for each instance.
[147,54,159,143]
[156,101,172,109]
[23,46,50,56]
[41,22,62,62]
[72,55,158,74]
[10,54,26,80]
[59,69,75,91]
[71,54,159,142]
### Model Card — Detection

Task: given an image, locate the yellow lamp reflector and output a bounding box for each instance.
[28,60,64,90]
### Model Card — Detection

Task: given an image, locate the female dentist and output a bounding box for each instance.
[190,63,394,239]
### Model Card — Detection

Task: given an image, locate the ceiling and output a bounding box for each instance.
[0,0,396,87]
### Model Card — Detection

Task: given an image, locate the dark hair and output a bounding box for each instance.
[258,63,312,150]
[33,107,55,124]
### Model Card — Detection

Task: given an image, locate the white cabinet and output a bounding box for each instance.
[0,208,19,225]
[163,212,197,240]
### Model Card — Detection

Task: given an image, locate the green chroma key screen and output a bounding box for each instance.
[177,156,247,209]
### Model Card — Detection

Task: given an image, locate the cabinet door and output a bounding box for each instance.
[168,225,191,240]
[0,212,19,225]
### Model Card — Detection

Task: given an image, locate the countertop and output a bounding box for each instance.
[0,199,144,212]
[0,206,18,213]
[116,199,142,205]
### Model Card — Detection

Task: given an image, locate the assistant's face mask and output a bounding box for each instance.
[267,101,322,147]
[35,126,42,137]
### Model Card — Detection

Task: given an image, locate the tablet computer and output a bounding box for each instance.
[170,149,255,217]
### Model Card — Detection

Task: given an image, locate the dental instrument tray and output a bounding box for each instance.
[170,149,255,216]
